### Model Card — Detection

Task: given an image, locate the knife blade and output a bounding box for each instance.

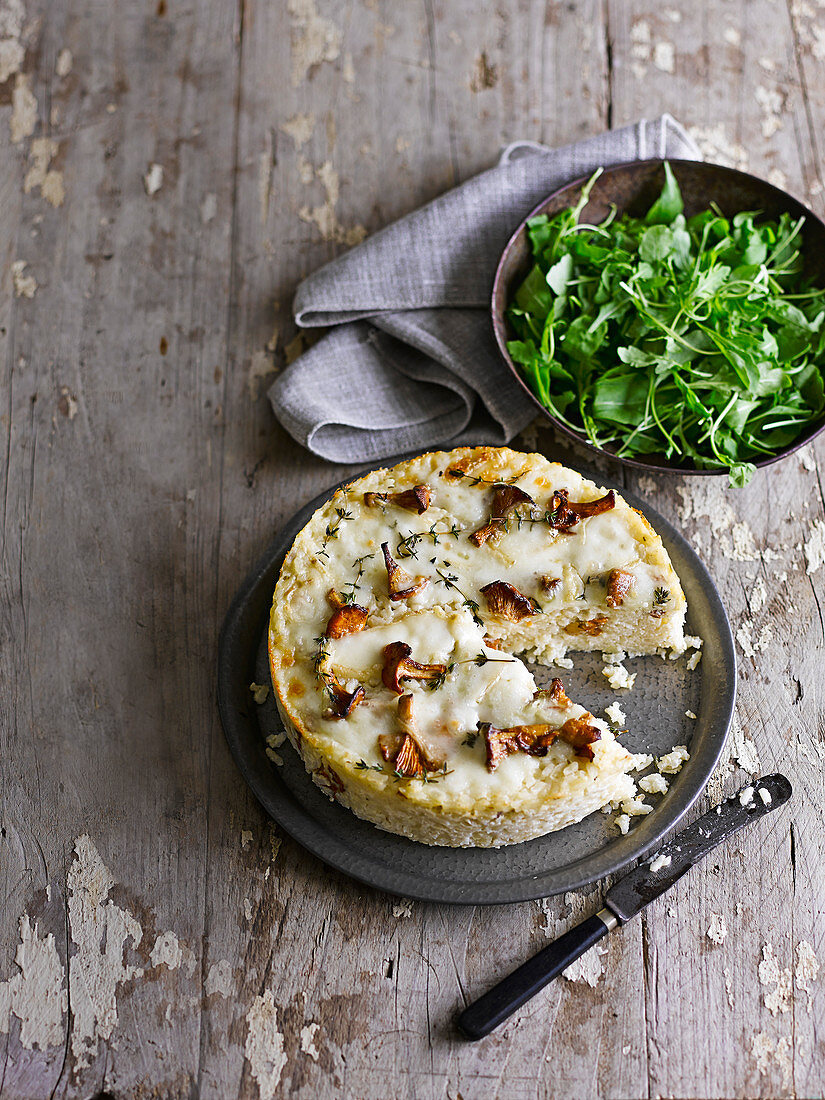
[456,773,792,1041]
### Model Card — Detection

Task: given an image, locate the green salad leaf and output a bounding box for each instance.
[506,162,825,485]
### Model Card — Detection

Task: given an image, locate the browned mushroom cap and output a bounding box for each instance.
[605,568,635,609]
[480,712,601,771]
[325,604,369,639]
[547,488,616,532]
[381,542,429,600]
[364,484,432,514]
[480,580,536,622]
[556,715,602,761]
[381,641,447,694]
[567,489,615,519]
[378,694,446,777]
[469,484,535,546]
[327,588,346,610]
[534,677,572,709]
[539,575,561,595]
[324,678,366,719]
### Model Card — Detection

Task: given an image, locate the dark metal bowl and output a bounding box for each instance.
[491,158,825,476]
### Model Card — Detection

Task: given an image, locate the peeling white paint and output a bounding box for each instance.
[245,990,287,1099]
[723,966,734,1008]
[67,835,144,1068]
[55,47,72,76]
[707,913,727,944]
[11,259,37,298]
[730,720,760,773]
[652,40,675,72]
[755,84,785,138]
[751,1031,792,1088]
[205,959,233,998]
[298,160,367,246]
[300,1020,320,1060]
[687,124,749,172]
[750,577,768,616]
[282,112,316,148]
[392,898,413,918]
[10,71,36,145]
[248,353,276,400]
[288,0,341,87]
[259,130,273,226]
[241,829,253,850]
[144,162,164,196]
[24,137,65,207]
[60,385,78,419]
[803,520,825,573]
[795,940,819,1011]
[758,942,792,1016]
[0,914,67,1049]
[0,0,25,85]
[150,930,194,975]
[736,620,773,660]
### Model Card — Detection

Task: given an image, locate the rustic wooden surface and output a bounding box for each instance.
[1,0,824,1097]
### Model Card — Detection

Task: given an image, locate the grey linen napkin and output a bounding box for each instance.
[270,115,700,464]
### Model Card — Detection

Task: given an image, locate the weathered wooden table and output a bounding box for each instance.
[2,0,824,1096]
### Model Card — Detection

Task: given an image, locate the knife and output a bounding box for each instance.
[456,773,792,1040]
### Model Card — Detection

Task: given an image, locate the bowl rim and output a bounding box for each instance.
[491,156,825,476]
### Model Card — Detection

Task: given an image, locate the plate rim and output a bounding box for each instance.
[217,458,736,905]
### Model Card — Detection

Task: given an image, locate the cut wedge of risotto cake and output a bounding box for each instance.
[268,446,688,847]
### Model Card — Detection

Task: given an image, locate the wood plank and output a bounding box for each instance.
[1,0,823,1095]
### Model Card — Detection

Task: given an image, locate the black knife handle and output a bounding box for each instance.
[456,909,616,1040]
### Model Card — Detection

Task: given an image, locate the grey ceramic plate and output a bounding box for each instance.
[217,467,735,905]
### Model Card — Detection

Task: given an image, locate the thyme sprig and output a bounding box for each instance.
[318,491,354,561]
[396,521,462,560]
[434,566,484,627]
[422,651,517,692]
[354,759,455,783]
[462,730,480,748]
[341,553,373,604]
[355,759,384,773]
[654,586,671,606]
[311,635,337,702]
[445,469,521,487]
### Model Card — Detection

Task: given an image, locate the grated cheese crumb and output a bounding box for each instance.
[658,746,690,774]
[616,814,631,835]
[685,709,697,720]
[758,787,772,806]
[630,753,654,772]
[603,663,636,690]
[649,853,671,872]
[621,796,653,817]
[605,701,627,726]
[739,786,755,806]
[639,773,669,795]
[250,682,270,704]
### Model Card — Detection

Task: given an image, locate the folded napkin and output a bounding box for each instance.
[270,115,700,464]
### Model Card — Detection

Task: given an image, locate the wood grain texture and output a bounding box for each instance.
[0,0,823,1097]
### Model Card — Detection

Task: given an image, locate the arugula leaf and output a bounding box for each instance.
[645,161,684,225]
[506,161,825,487]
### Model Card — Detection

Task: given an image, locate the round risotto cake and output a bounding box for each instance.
[268,446,688,847]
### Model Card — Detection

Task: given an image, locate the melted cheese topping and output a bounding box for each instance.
[268,446,688,843]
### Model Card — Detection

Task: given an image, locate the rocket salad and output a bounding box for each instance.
[506,162,825,486]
